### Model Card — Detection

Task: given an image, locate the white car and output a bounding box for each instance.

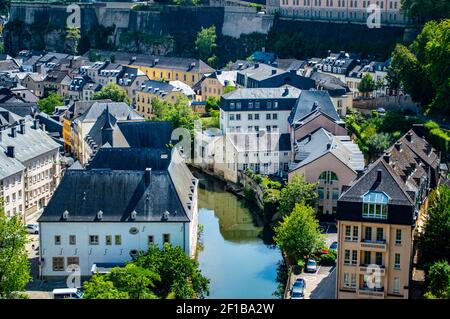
[306,259,317,273]
[26,224,39,234]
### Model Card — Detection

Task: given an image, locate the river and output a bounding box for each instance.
[194,171,283,299]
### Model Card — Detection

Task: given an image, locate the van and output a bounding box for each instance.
[52,288,83,299]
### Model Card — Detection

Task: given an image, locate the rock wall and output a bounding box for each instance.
[222,6,273,38]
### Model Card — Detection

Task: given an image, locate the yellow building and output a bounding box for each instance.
[135,80,190,119]
[200,70,237,101]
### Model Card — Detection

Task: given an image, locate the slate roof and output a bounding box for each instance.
[75,102,142,123]
[205,70,237,86]
[273,59,307,71]
[310,71,350,96]
[222,86,301,100]
[0,107,22,126]
[116,121,173,148]
[289,90,341,125]
[0,145,25,180]
[0,60,20,72]
[0,102,38,118]
[38,169,189,223]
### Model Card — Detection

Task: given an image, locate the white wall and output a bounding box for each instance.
[220,109,291,134]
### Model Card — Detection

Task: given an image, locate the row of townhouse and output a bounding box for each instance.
[0,116,61,220]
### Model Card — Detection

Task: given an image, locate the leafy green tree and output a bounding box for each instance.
[38,93,63,114]
[65,27,81,55]
[0,43,4,54]
[274,203,324,261]
[83,264,159,299]
[358,74,376,97]
[0,208,31,298]
[172,0,199,5]
[424,261,450,299]
[366,133,391,157]
[401,0,450,23]
[134,243,209,299]
[279,175,318,216]
[195,26,217,62]
[419,185,450,264]
[92,83,130,104]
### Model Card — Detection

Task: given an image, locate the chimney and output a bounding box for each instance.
[326,143,331,150]
[306,133,312,143]
[383,152,391,164]
[395,141,402,152]
[271,69,277,75]
[216,70,222,75]
[376,169,382,183]
[33,118,39,130]
[426,143,433,156]
[145,168,152,186]
[406,131,413,143]
[19,119,25,134]
[41,124,46,132]
[6,146,14,158]
[254,63,259,68]
[10,126,16,138]
[284,87,289,95]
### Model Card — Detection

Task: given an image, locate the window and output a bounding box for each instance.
[332,188,340,200]
[89,235,99,245]
[67,257,79,266]
[115,235,122,245]
[254,114,260,120]
[52,257,65,271]
[248,102,253,109]
[393,277,400,294]
[375,252,383,266]
[163,233,170,244]
[365,227,372,242]
[255,102,260,109]
[363,192,388,219]
[105,235,112,245]
[351,274,357,288]
[319,171,339,184]
[148,235,154,245]
[394,253,401,269]
[352,226,359,241]
[273,113,278,120]
[351,250,357,265]
[266,113,271,120]
[344,250,350,265]
[376,228,384,242]
[318,187,324,200]
[364,251,371,265]
[248,114,253,120]
[345,225,351,241]
[229,114,235,121]
[54,235,61,245]
[69,235,76,245]
[344,273,350,287]
[236,114,241,121]
[395,229,402,245]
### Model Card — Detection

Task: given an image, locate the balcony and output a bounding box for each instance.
[357,287,385,298]
[360,240,387,252]
[359,264,386,275]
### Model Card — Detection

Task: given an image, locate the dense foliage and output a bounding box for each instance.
[401,0,450,23]
[92,83,131,104]
[38,92,63,114]
[424,261,450,299]
[278,175,318,217]
[195,26,217,65]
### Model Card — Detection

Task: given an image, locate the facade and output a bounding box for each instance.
[289,128,364,218]
[0,118,61,218]
[200,70,237,101]
[116,66,149,104]
[38,147,199,278]
[220,86,301,134]
[336,128,441,299]
[267,0,408,26]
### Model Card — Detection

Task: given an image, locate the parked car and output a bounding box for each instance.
[291,278,305,299]
[26,224,39,234]
[329,241,338,251]
[306,259,318,273]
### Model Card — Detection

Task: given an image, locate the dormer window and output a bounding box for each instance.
[362,191,388,219]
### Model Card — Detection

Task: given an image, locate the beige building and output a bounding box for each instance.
[336,129,441,299]
[200,70,237,101]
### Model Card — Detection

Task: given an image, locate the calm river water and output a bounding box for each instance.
[194,171,283,299]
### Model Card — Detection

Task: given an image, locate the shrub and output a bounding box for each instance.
[297,259,306,272]
[319,251,337,266]
[243,186,255,202]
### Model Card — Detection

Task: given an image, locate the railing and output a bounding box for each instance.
[360,240,387,251]
[357,287,385,298]
[359,265,386,275]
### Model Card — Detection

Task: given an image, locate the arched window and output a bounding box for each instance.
[319,171,339,184]
[362,191,389,219]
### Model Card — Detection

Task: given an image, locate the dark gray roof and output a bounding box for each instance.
[0,102,39,117]
[0,146,25,180]
[75,102,142,123]
[116,121,173,149]
[222,86,301,100]
[38,169,189,223]
[289,90,341,125]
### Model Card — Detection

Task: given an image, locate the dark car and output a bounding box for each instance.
[291,278,306,299]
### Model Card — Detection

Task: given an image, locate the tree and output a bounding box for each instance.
[172,0,199,5]
[83,264,160,299]
[401,0,450,23]
[92,83,130,104]
[65,27,81,55]
[424,261,450,299]
[419,185,450,264]
[366,133,391,157]
[134,243,209,299]
[358,74,376,97]
[279,175,318,216]
[0,0,10,15]
[0,43,4,54]
[195,26,217,62]
[0,209,31,298]
[38,93,63,115]
[274,203,324,261]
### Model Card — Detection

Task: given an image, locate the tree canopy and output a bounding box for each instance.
[358,74,376,96]
[195,26,217,62]
[278,175,318,216]
[401,0,450,23]
[274,203,324,261]
[38,92,63,115]
[92,83,131,104]
[0,209,31,298]
[424,261,450,299]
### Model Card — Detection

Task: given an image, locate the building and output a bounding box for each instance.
[0,118,61,218]
[236,63,315,90]
[267,0,408,26]
[22,73,45,97]
[289,127,364,219]
[38,146,199,278]
[71,102,143,165]
[200,70,237,101]
[116,66,149,104]
[135,80,191,119]
[220,86,302,134]
[317,51,358,82]
[336,128,441,299]
[346,60,389,97]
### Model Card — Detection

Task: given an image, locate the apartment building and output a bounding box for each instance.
[336,128,441,299]
[200,70,237,101]
[220,86,301,134]
[267,0,408,25]
[0,118,61,218]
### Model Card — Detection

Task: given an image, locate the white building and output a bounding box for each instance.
[0,118,61,218]
[38,144,198,279]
